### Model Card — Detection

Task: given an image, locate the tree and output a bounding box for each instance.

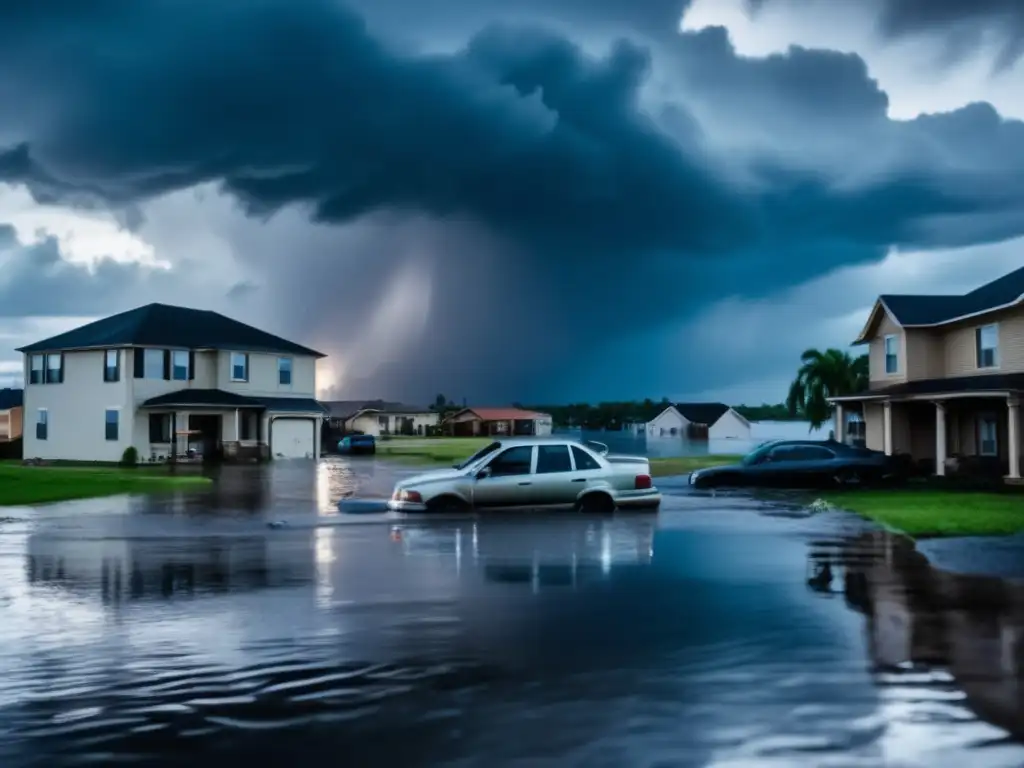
[786,348,868,430]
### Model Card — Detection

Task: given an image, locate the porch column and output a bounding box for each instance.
[234,409,240,441]
[1008,397,1021,479]
[882,402,893,456]
[833,403,844,443]
[934,401,946,476]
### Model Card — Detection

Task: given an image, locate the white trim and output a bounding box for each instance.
[230,351,250,382]
[853,299,902,345]
[883,333,899,375]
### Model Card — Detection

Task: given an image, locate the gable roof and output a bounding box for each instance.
[15,303,326,357]
[670,402,735,426]
[0,388,23,410]
[323,400,432,419]
[856,265,1024,343]
[452,407,550,421]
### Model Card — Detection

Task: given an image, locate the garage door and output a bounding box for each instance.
[271,418,315,459]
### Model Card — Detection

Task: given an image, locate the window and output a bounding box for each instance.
[486,446,534,477]
[884,334,899,374]
[536,444,572,474]
[766,446,801,463]
[149,413,172,443]
[29,354,44,384]
[976,324,999,369]
[231,352,249,382]
[45,353,63,384]
[455,441,501,470]
[278,357,292,386]
[36,409,48,441]
[172,350,189,380]
[104,409,119,441]
[979,417,998,457]
[571,445,602,471]
[790,446,835,461]
[143,348,165,379]
[103,349,120,382]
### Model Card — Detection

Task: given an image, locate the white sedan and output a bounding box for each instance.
[387,438,662,514]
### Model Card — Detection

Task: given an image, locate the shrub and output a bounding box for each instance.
[120,446,139,468]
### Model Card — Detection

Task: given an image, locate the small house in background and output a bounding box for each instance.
[0,387,24,442]
[323,400,438,436]
[646,402,751,441]
[444,407,553,437]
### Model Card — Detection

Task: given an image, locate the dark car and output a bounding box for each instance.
[338,433,376,455]
[688,439,896,489]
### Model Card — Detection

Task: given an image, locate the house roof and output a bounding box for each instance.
[16,303,326,357]
[845,373,1024,399]
[322,399,431,419]
[0,388,23,410]
[670,402,734,426]
[455,407,551,421]
[140,388,327,413]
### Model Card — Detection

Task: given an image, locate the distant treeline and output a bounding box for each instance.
[517,400,802,431]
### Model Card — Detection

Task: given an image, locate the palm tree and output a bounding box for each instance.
[786,348,868,430]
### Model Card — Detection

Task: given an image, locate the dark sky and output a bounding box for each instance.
[1,0,1023,403]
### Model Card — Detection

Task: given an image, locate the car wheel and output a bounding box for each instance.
[426,495,470,514]
[577,492,615,514]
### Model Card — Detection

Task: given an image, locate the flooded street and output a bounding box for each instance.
[0,460,1022,767]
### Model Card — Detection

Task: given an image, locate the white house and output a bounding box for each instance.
[19,303,328,462]
[646,402,751,441]
[324,400,439,436]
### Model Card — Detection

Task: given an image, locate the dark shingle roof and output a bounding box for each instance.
[16,303,326,357]
[0,388,23,410]
[864,373,1024,398]
[671,402,732,426]
[880,265,1024,326]
[141,389,326,413]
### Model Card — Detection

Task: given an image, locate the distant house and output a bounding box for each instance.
[0,387,24,442]
[17,303,327,462]
[646,402,751,441]
[444,407,553,437]
[323,400,438,436]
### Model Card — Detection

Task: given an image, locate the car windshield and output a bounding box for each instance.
[740,441,778,466]
[454,441,501,470]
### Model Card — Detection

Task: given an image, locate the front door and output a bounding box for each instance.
[472,445,535,508]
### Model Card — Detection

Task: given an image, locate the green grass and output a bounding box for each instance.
[374,437,740,477]
[0,463,213,507]
[819,490,1024,537]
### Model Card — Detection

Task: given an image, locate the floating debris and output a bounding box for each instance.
[806,498,835,513]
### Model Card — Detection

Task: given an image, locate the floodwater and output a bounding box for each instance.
[0,459,1021,768]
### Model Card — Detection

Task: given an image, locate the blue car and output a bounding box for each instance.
[338,433,376,455]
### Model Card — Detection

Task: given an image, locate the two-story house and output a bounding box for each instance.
[18,303,328,462]
[830,266,1024,480]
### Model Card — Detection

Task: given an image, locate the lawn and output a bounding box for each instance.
[374,437,740,476]
[819,490,1024,537]
[0,462,213,506]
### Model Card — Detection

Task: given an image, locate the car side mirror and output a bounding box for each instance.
[475,467,492,480]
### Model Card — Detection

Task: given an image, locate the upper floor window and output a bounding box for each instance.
[278,357,292,386]
[143,348,165,379]
[976,323,999,369]
[29,354,44,384]
[884,334,899,374]
[104,349,120,382]
[231,352,249,382]
[172,350,190,381]
[45,353,64,384]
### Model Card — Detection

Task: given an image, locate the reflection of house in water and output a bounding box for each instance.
[812,532,1024,740]
[26,533,315,602]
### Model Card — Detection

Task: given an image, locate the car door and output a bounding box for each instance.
[471,445,536,508]
[529,444,578,507]
[744,445,802,486]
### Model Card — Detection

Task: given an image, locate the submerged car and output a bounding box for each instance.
[689,439,896,489]
[387,438,662,513]
[337,433,376,455]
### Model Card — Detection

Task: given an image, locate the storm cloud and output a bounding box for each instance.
[1,0,1024,401]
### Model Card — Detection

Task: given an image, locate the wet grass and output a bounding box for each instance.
[0,462,212,506]
[374,437,740,477]
[819,489,1024,537]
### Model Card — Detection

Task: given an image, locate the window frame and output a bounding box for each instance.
[484,445,535,477]
[171,349,190,381]
[230,352,249,382]
[104,408,120,441]
[978,416,998,457]
[278,356,293,386]
[36,408,48,441]
[29,354,45,385]
[45,353,63,384]
[104,349,121,382]
[536,443,573,474]
[975,323,999,370]
[883,334,899,375]
[571,445,602,471]
[143,348,165,380]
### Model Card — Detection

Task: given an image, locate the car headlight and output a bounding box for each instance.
[392,488,423,503]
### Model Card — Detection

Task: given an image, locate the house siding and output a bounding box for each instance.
[348,412,438,437]
[943,307,1024,378]
[0,406,22,440]
[707,410,751,440]
[864,403,884,452]
[869,314,907,387]
[648,407,688,435]
[216,352,317,397]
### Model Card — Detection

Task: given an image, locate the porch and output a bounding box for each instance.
[833,390,1021,482]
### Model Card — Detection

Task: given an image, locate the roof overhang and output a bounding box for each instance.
[852,299,899,345]
[830,390,1016,403]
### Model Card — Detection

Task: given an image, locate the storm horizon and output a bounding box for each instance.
[3,0,1024,405]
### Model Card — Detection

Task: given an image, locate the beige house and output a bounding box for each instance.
[831,267,1024,480]
[19,303,327,462]
[445,407,553,437]
[324,400,438,436]
[0,387,23,442]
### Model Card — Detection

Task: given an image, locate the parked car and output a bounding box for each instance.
[387,438,662,514]
[338,433,376,455]
[688,439,896,489]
